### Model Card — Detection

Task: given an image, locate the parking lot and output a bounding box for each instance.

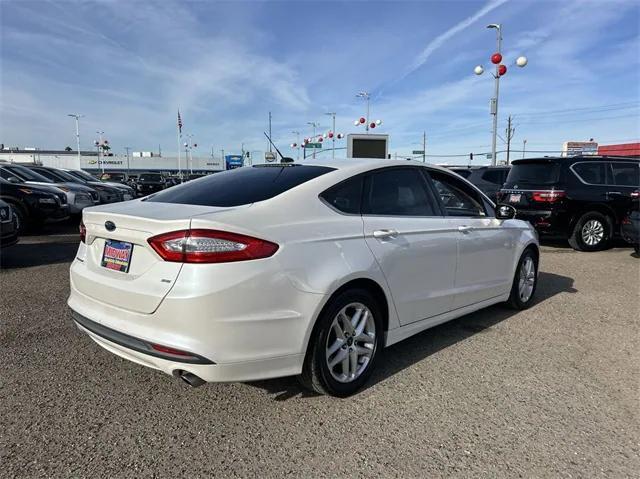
[1,223,638,478]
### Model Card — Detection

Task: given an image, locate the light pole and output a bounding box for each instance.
[67,113,83,169]
[124,146,131,174]
[324,112,336,159]
[307,121,319,159]
[522,139,527,159]
[291,131,300,161]
[356,92,370,132]
[95,130,105,174]
[474,24,528,165]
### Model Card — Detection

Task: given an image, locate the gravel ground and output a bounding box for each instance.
[1,226,638,478]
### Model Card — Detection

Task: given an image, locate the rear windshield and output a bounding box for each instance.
[5,165,54,183]
[506,162,561,185]
[147,165,334,207]
[139,173,163,182]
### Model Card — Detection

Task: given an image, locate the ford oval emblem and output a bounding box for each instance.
[105,221,116,232]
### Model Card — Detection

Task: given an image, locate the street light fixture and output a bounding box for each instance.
[474,24,528,165]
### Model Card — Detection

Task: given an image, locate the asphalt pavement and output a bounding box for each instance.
[1,224,638,478]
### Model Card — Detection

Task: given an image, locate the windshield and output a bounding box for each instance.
[147,165,334,207]
[5,165,54,183]
[66,170,94,182]
[506,162,561,185]
[139,173,163,182]
[101,173,125,181]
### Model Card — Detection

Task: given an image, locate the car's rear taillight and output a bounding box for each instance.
[147,229,279,263]
[79,220,86,243]
[531,190,566,203]
[622,216,632,225]
[631,190,639,199]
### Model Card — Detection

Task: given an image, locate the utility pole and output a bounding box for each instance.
[268,112,272,152]
[67,113,83,169]
[522,139,527,159]
[325,112,336,159]
[505,115,515,164]
[221,149,225,170]
[422,131,426,163]
[124,146,131,174]
[307,121,319,159]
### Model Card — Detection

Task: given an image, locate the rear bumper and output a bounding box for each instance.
[515,209,570,236]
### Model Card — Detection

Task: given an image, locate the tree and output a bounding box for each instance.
[65,146,72,151]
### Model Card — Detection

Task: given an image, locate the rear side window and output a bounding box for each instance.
[321,176,363,214]
[572,162,606,185]
[139,173,163,182]
[481,169,507,184]
[363,168,436,216]
[147,165,334,207]
[452,169,472,179]
[609,163,639,186]
[506,162,560,185]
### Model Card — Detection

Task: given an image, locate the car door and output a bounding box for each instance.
[426,169,515,309]
[361,167,458,325]
[606,162,640,218]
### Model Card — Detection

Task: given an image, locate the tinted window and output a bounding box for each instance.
[321,176,363,214]
[610,163,639,187]
[139,173,163,182]
[33,168,68,182]
[506,162,560,185]
[147,165,334,207]
[102,173,125,181]
[572,162,606,184]
[68,170,96,182]
[363,168,435,216]
[428,171,486,217]
[452,169,472,179]
[481,169,506,184]
[3,165,53,183]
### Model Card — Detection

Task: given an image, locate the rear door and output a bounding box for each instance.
[427,170,515,308]
[361,167,458,325]
[606,161,640,220]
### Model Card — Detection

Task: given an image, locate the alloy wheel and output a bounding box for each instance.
[581,219,604,246]
[325,302,376,383]
[518,256,536,303]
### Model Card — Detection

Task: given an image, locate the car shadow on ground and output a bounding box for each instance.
[246,271,577,401]
[0,240,79,269]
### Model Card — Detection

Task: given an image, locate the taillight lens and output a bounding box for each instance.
[631,190,639,198]
[532,190,566,203]
[79,220,86,243]
[622,216,632,225]
[147,229,279,263]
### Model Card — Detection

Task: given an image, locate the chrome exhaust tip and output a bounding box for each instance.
[174,370,206,388]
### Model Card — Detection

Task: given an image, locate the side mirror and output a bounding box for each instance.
[7,176,20,183]
[495,204,516,220]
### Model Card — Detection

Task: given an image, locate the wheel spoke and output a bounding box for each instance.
[327,338,344,356]
[355,345,372,356]
[349,348,358,377]
[349,308,363,332]
[354,309,369,336]
[355,332,374,344]
[329,347,348,368]
[332,321,345,340]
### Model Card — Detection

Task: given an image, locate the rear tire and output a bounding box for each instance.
[7,203,26,234]
[507,248,538,310]
[568,212,611,252]
[299,289,383,397]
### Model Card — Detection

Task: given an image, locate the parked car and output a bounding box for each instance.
[136,172,166,195]
[0,164,94,215]
[621,193,639,254]
[68,159,539,396]
[24,165,100,204]
[497,156,640,251]
[0,198,19,247]
[0,177,69,232]
[60,168,134,203]
[449,166,510,203]
[100,172,137,189]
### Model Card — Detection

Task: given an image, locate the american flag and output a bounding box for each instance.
[177,110,183,134]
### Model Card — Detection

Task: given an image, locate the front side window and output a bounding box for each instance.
[610,163,639,187]
[362,168,436,216]
[428,171,486,217]
[321,176,363,214]
[572,162,606,185]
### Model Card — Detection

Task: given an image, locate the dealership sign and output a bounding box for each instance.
[562,141,598,157]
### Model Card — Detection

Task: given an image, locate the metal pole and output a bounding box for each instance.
[522,139,527,158]
[422,131,426,163]
[221,149,225,170]
[292,131,300,161]
[366,96,370,133]
[268,112,272,152]
[332,114,336,159]
[490,24,502,166]
[124,147,131,174]
[177,131,182,182]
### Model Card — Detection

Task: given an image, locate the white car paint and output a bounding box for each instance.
[68,158,538,384]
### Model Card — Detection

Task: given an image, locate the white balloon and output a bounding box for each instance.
[375,119,382,125]
[474,65,484,75]
[516,56,528,67]
[353,120,359,126]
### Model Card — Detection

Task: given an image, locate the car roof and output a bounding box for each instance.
[512,156,639,164]
[278,157,455,176]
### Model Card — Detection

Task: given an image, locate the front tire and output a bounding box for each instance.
[299,289,383,397]
[568,212,611,252]
[507,248,538,310]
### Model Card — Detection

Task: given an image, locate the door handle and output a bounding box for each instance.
[373,229,398,239]
[607,191,622,196]
[457,225,474,234]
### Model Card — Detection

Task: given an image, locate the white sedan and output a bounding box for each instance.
[68,159,539,396]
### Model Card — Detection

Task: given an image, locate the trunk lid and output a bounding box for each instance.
[74,200,239,313]
[499,160,565,210]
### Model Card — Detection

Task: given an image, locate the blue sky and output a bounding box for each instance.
[1,0,639,163]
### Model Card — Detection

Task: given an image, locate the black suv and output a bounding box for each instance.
[449,166,510,202]
[497,156,639,251]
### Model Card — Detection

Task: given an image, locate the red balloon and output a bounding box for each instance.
[318,137,323,142]
[491,53,502,64]
[292,143,297,147]
[359,117,366,124]
[498,64,507,76]
[328,132,334,138]
[370,122,376,129]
